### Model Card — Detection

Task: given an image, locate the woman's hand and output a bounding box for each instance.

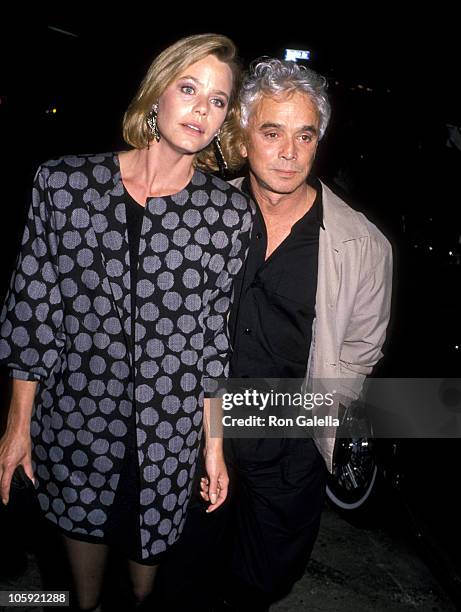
[201,447,229,513]
[0,379,37,505]
[0,430,34,505]
[202,397,228,512]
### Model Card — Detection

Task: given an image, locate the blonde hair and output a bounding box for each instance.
[123,33,243,172]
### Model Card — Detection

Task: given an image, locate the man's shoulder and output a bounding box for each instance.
[228,176,245,190]
[321,181,391,254]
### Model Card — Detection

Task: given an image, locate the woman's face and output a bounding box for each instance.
[155,54,233,155]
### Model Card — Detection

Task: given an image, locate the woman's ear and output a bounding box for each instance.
[239,137,248,159]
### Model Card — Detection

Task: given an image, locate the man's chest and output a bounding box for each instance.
[264,222,294,260]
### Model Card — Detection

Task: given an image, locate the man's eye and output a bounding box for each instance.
[181,86,195,94]
[265,132,278,139]
[300,134,312,142]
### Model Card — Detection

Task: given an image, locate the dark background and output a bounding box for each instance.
[1,11,460,428]
[1,11,461,601]
[1,15,460,359]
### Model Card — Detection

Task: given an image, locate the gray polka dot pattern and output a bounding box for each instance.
[0,152,253,561]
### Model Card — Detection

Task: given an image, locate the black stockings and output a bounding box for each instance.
[62,535,157,611]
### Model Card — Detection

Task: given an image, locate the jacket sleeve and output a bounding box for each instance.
[0,165,66,381]
[338,240,393,403]
[202,207,252,394]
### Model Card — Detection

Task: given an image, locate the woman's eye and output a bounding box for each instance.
[211,98,226,108]
[181,85,195,95]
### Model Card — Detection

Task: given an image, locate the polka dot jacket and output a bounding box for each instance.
[0,152,253,560]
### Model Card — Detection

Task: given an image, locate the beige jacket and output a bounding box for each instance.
[230,178,393,472]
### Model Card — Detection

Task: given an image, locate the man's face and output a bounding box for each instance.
[241,91,320,195]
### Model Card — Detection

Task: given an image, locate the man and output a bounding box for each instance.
[202,58,393,611]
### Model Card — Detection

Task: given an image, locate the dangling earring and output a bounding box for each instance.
[214,130,228,176]
[146,103,161,143]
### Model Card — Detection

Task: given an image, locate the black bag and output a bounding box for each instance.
[7,465,37,511]
[11,465,34,488]
[0,467,38,578]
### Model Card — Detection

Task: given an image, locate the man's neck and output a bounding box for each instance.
[248,174,317,227]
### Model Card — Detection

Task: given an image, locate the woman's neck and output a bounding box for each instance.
[119,142,195,203]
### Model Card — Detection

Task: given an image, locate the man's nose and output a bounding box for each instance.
[280,139,297,160]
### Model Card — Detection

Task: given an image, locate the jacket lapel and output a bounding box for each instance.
[316,181,372,334]
[84,156,133,366]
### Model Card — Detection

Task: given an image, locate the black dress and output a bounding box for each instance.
[103,192,146,562]
[61,191,151,563]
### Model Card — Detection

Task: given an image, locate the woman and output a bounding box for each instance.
[0,33,252,611]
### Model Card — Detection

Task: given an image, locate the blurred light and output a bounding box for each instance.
[429,246,433,251]
[413,244,418,248]
[455,345,460,350]
[48,25,78,38]
[366,87,373,92]
[449,251,454,256]
[357,84,364,89]
[284,49,310,62]
[45,107,58,115]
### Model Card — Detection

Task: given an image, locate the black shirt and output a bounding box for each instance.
[107,192,145,561]
[125,192,144,353]
[229,177,323,379]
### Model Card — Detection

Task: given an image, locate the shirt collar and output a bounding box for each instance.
[241,174,324,230]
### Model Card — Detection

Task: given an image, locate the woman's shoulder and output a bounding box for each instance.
[194,170,253,214]
[37,152,118,180]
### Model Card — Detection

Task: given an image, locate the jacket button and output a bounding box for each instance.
[255,232,262,240]
[243,328,252,335]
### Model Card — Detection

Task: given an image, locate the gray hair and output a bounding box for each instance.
[240,58,331,139]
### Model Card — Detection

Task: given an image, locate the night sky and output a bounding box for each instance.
[0,13,459,295]
[1,14,459,123]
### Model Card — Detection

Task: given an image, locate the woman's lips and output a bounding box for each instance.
[182,122,205,135]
